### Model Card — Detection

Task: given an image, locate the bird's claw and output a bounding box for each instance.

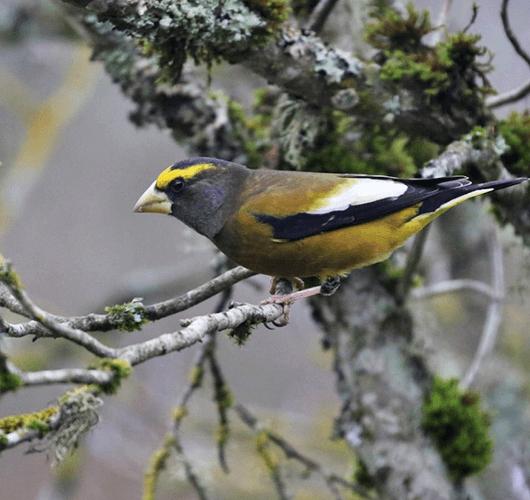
[320,276,341,296]
[261,294,296,326]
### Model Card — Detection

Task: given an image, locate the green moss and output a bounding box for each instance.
[27,419,50,433]
[0,371,22,394]
[462,126,511,162]
[462,125,490,149]
[0,406,58,435]
[375,260,406,295]
[101,359,132,378]
[438,32,487,73]
[94,358,133,395]
[223,90,276,169]
[353,458,377,490]
[0,255,23,290]
[423,376,493,479]
[171,405,188,423]
[139,38,187,84]
[498,111,530,176]
[302,111,439,176]
[366,6,492,107]
[256,430,278,471]
[216,384,234,411]
[365,3,435,53]
[216,422,230,446]
[105,298,148,332]
[226,88,441,175]
[188,364,204,387]
[227,319,257,345]
[144,434,174,500]
[378,50,448,89]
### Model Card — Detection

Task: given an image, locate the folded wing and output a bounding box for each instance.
[253,175,523,242]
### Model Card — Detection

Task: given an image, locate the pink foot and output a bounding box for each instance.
[260,286,322,326]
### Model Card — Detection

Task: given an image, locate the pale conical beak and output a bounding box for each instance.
[134,181,172,214]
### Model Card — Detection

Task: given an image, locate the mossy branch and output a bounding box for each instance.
[58,0,499,145]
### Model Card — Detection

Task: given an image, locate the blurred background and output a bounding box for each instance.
[1,0,530,499]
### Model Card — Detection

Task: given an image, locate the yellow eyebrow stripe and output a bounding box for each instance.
[156,163,215,189]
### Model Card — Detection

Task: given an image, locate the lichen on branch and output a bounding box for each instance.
[83,0,289,83]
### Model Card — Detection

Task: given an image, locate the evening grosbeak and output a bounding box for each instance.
[134,157,527,303]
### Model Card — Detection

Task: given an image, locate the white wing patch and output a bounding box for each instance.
[307,178,408,215]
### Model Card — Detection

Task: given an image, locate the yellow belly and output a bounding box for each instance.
[214,204,427,279]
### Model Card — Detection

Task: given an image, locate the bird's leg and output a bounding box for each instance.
[261,277,343,326]
[319,276,342,296]
[268,276,305,294]
[261,277,322,326]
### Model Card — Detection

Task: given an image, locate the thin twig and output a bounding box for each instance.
[461,228,505,389]
[234,404,291,499]
[411,278,502,301]
[146,419,211,500]
[397,225,431,305]
[501,0,530,68]
[0,271,116,358]
[207,341,231,472]
[234,404,375,500]
[0,266,255,332]
[463,2,479,33]
[0,311,11,333]
[0,284,27,317]
[1,258,275,365]
[143,337,212,500]
[175,345,210,429]
[8,364,114,386]
[144,266,255,321]
[305,0,340,33]
[487,0,530,108]
[2,300,283,388]
[428,0,452,46]
[487,77,530,108]
[171,434,211,500]
[144,271,236,495]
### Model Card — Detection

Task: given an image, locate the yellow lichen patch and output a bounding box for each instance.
[0,406,58,434]
[156,163,216,189]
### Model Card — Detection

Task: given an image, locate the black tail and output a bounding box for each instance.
[417,177,527,215]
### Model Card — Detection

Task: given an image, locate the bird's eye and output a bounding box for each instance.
[169,179,185,195]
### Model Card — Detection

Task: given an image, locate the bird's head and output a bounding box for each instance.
[134,157,248,239]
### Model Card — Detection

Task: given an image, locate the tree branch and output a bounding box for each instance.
[58,0,493,145]
[420,135,530,244]
[1,410,63,451]
[8,363,114,387]
[0,258,274,401]
[461,228,505,389]
[143,267,255,321]
[0,266,255,336]
[310,267,467,499]
[118,302,283,366]
[0,264,116,358]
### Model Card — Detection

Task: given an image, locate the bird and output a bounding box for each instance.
[134,156,527,307]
